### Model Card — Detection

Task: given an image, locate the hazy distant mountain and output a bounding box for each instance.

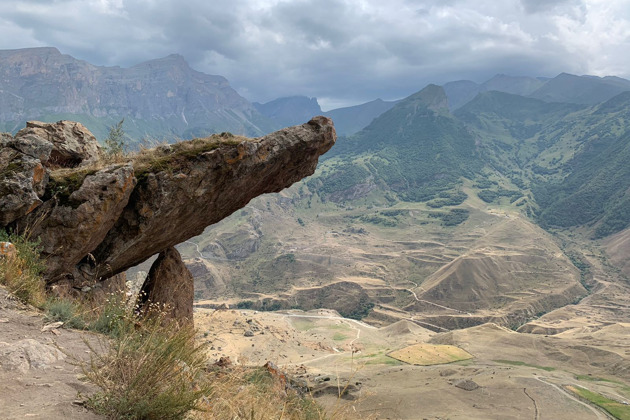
[454,90,584,135]
[254,95,400,136]
[253,96,322,129]
[442,80,482,110]
[443,74,547,110]
[444,72,630,111]
[528,73,630,105]
[323,98,399,136]
[0,47,275,140]
[483,74,547,96]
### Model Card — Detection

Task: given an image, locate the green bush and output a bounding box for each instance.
[103,119,127,157]
[45,299,86,329]
[87,293,130,338]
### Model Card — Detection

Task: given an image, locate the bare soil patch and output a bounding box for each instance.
[0,286,101,419]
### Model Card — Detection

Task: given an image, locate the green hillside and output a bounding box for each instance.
[455,90,630,237]
[305,84,630,239]
[315,85,481,202]
[533,93,630,237]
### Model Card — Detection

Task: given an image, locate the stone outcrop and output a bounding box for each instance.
[91,116,335,277]
[15,121,101,167]
[0,339,65,373]
[137,247,194,325]
[0,120,101,226]
[1,117,336,320]
[28,164,136,284]
[0,146,47,226]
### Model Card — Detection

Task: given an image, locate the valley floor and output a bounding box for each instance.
[194,305,630,419]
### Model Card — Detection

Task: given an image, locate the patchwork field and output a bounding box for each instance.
[193,303,630,419]
[388,343,473,366]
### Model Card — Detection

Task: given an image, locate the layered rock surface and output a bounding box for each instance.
[0,47,276,138]
[1,117,335,317]
[92,116,335,277]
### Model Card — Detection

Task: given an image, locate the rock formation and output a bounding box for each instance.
[137,247,194,325]
[1,117,336,322]
[15,120,102,168]
[31,164,136,283]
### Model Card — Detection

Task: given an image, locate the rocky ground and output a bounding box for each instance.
[2,278,629,419]
[194,306,630,419]
[0,286,101,419]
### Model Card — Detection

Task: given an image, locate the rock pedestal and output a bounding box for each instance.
[137,247,194,326]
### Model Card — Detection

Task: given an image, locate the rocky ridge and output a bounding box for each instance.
[1,117,336,322]
[0,47,275,138]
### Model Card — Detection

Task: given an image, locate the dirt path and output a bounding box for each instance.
[282,313,377,330]
[282,313,369,367]
[0,287,102,420]
[404,286,469,315]
[523,387,539,420]
[535,377,611,420]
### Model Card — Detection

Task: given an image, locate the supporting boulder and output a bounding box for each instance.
[137,247,194,326]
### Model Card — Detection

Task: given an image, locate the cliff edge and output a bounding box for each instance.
[1,117,336,323]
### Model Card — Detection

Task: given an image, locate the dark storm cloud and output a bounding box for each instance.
[1,0,629,109]
[520,0,579,14]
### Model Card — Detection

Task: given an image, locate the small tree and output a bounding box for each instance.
[104,119,126,157]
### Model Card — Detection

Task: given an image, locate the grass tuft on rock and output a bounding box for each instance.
[0,231,46,307]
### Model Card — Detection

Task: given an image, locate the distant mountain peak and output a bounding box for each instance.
[0,47,275,139]
[0,46,61,56]
[131,53,190,69]
[253,96,322,128]
[529,72,630,105]
[406,84,449,112]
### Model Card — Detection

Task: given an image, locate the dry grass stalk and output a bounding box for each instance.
[0,231,46,307]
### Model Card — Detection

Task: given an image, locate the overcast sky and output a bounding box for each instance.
[2,0,629,109]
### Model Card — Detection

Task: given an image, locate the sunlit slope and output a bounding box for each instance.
[604,227,630,278]
[407,215,586,329]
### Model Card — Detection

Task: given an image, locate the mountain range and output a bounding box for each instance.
[0,47,278,140]
[175,69,630,335]
[3,47,630,144]
[0,47,397,141]
[4,47,630,417]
